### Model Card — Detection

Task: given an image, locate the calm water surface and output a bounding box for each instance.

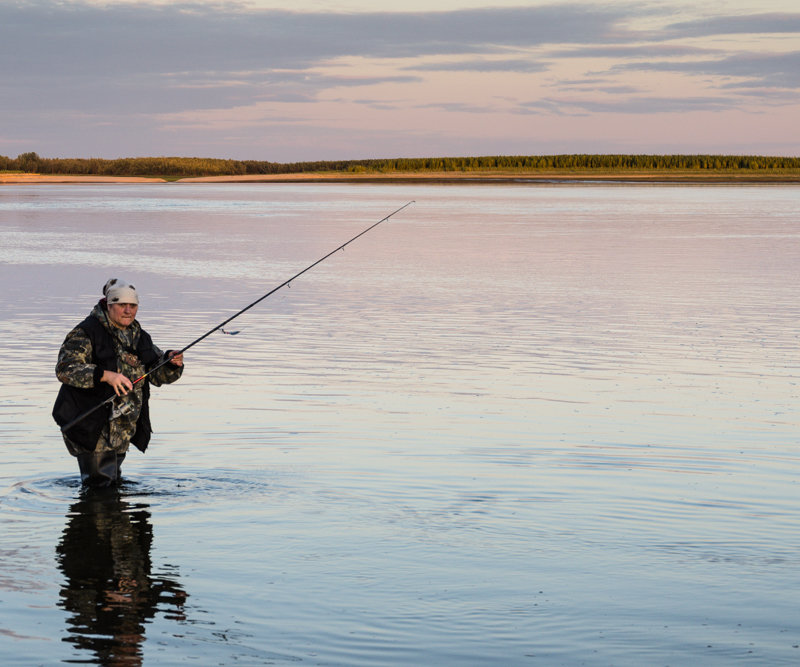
[1,183,798,665]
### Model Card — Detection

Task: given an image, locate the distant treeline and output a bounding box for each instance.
[3,151,800,178]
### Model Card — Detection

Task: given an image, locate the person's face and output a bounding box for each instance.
[107,302,138,329]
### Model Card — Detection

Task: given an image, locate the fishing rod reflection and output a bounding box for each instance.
[55,490,188,666]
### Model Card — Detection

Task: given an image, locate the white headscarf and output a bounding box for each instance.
[103,278,139,305]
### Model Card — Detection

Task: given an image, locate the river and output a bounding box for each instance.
[1,182,798,665]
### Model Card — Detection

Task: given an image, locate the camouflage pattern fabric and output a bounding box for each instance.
[56,303,183,455]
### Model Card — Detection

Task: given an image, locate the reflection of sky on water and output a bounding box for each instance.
[1,183,799,665]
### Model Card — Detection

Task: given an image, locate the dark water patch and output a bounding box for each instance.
[55,490,192,666]
[650,540,797,567]
[109,468,290,516]
[0,467,288,523]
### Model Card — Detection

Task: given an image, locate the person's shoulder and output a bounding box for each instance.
[76,310,105,333]
[63,311,103,344]
[65,322,91,338]
[60,325,92,354]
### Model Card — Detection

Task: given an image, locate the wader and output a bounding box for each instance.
[76,450,126,488]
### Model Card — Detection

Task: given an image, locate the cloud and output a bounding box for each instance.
[611,51,800,91]
[408,58,549,73]
[556,82,643,94]
[549,44,717,59]
[663,13,800,38]
[520,95,742,116]
[2,2,631,76]
[416,101,499,114]
[6,3,796,97]
[0,2,632,117]
[3,2,800,158]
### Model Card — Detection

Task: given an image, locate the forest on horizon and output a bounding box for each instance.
[3,151,800,179]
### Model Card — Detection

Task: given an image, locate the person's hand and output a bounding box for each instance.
[101,370,133,396]
[167,351,184,367]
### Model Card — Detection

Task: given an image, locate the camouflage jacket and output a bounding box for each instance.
[56,302,183,455]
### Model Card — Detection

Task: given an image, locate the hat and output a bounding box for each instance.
[103,278,139,305]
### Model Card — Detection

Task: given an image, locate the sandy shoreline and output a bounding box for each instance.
[0,173,167,183]
[3,171,800,184]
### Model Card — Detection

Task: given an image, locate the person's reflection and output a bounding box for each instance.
[56,489,187,666]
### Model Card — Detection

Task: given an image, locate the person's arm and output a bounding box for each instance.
[147,344,184,386]
[56,327,132,395]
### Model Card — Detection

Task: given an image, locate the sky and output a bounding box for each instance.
[2,0,799,161]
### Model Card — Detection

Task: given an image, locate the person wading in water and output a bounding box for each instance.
[53,279,184,488]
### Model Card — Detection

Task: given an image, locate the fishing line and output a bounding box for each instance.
[61,200,414,435]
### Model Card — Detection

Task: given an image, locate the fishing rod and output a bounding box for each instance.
[60,200,414,435]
